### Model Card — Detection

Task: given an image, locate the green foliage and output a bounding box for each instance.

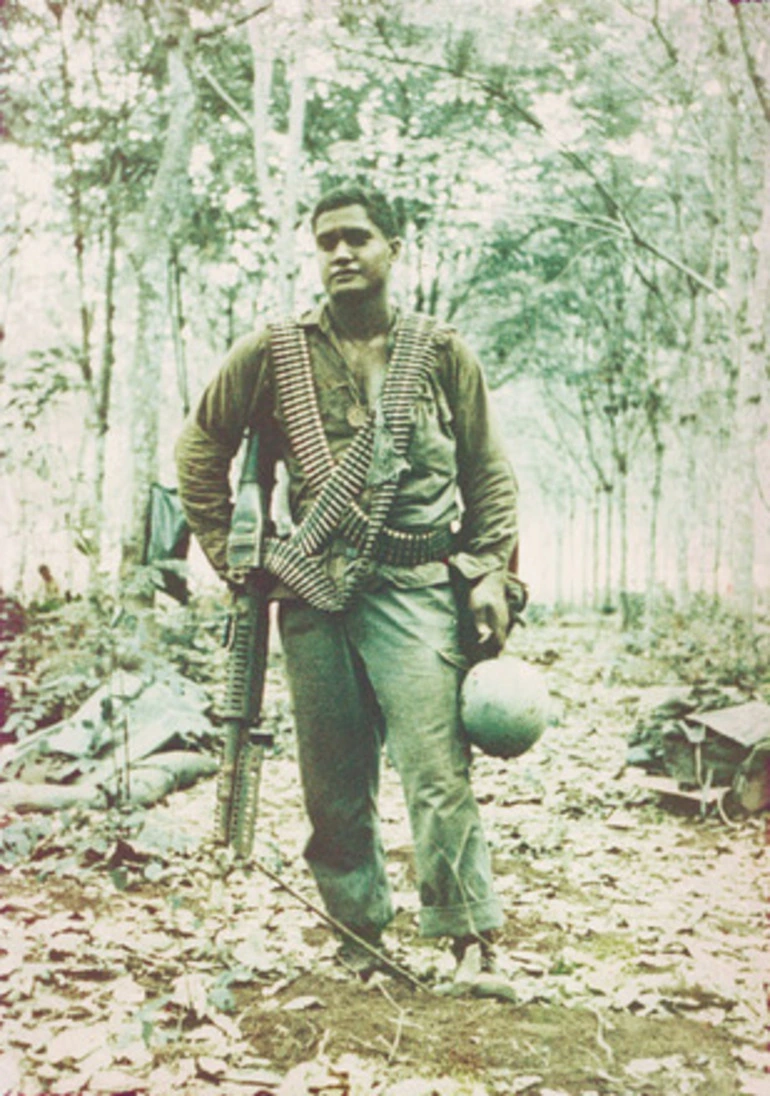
[0,593,227,744]
[0,814,54,866]
[2,345,81,435]
[1,599,118,739]
[639,595,770,694]
[304,84,366,154]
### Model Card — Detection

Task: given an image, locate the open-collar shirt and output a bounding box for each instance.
[175,304,517,592]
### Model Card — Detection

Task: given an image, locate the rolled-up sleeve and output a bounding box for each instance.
[175,329,272,578]
[440,332,518,581]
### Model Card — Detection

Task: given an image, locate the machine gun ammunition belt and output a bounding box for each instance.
[342,507,455,567]
[265,313,448,611]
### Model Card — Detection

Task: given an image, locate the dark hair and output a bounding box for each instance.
[311,182,400,239]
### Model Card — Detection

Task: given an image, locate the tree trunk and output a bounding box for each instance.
[727,137,769,622]
[248,8,308,314]
[591,487,601,610]
[554,510,564,611]
[169,246,190,418]
[53,4,106,586]
[14,480,29,592]
[90,188,119,587]
[248,16,273,203]
[673,449,692,612]
[567,497,578,607]
[123,10,196,576]
[602,484,614,613]
[711,497,724,599]
[617,468,632,628]
[645,433,664,619]
[275,31,307,312]
[582,499,592,609]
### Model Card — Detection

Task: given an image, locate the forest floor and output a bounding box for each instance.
[0,610,767,1096]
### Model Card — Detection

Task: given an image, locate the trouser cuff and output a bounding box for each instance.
[418,897,504,939]
[313,887,395,940]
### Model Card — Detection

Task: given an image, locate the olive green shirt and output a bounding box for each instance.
[175,304,517,591]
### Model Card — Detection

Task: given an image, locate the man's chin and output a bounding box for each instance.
[328,281,370,299]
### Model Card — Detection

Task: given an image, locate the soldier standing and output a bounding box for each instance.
[176,182,517,979]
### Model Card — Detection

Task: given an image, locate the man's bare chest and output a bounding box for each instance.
[336,335,388,406]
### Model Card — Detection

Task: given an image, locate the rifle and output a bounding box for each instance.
[215,431,274,859]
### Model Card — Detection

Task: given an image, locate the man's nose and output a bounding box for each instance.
[331,238,353,261]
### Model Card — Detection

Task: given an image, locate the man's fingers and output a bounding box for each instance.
[475,622,493,645]
[472,610,504,656]
[468,571,510,655]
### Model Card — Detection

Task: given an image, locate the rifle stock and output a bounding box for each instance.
[215,432,274,858]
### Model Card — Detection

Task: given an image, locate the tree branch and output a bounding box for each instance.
[578,387,613,492]
[193,1,273,42]
[194,56,252,129]
[651,0,678,66]
[539,393,595,493]
[535,212,725,300]
[733,4,770,125]
[340,43,726,301]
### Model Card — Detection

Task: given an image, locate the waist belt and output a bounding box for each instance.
[372,526,455,567]
[342,506,455,567]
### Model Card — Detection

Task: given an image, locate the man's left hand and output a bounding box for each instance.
[467,570,510,655]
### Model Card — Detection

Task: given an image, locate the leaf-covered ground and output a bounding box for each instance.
[1,615,767,1096]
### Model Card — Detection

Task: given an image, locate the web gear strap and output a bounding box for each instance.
[262,313,448,612]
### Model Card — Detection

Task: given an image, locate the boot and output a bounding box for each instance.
[451,930,498,980]
[335,926,388,980]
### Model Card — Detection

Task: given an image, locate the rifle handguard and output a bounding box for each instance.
[227,483,264,575]
[215,430,275,858]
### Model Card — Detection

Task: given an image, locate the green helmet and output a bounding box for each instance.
[460,656,549,759]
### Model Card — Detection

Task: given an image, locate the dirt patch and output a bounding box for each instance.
[233,969,740,1095]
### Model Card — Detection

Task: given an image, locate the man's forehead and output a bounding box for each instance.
[314,204,381,235]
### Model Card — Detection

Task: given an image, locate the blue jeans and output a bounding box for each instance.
[278,581,502,939]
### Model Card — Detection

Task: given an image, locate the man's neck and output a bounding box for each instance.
[327,295,392,342]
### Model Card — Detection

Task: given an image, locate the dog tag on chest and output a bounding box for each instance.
[346,404,370,429]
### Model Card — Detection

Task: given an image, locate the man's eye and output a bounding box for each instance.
[316,229,371,251]
[344,230,369,247]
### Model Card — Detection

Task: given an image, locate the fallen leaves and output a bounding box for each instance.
[0,617,767,1095]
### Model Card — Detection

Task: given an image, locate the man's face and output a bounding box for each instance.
[314,204,400,302]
